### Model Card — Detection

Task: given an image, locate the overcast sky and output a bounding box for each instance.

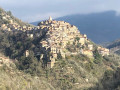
[0,0,120,22]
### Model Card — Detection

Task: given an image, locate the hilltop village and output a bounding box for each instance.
[0,9,110,68]
[27,17,109,68]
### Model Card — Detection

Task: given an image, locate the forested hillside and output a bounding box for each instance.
[0,29,120,90]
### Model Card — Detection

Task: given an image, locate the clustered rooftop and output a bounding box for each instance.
[36,17,110,68]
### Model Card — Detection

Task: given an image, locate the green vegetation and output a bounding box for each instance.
[0,61,54,90]
[0,51,120,90]
[0,30,47,76]
[93,49,103,64]
[75,37,80,41]
[0,29,120,89]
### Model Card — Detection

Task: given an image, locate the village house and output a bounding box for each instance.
[27,34,34,38]
[79,37,86,45]
[83,50,93,57]
[88,44,93,51]
[97,46,109,56]
[25,50,29,57]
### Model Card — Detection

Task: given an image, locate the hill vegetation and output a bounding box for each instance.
[0,54,54,90]
[0,49,120,90]
[0,29,120,89]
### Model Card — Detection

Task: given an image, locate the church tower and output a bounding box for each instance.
[49,16,52,21]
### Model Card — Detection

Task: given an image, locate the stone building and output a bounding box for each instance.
[97,46,109,56]
[83,50,93,57]
[88,44,93,51]
[25,50,29,57]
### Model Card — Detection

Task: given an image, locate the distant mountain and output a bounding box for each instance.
[31,11,120,44]
[31,21,42,26]
[107,39,120,55]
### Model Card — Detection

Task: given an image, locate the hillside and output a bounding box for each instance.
[0,16,119,90]
[0,48,120,90]
[107,39,120,55]
[0,8,120,90]
[0,54,55,90]
[0,8,35,31]
[31,11,120,44]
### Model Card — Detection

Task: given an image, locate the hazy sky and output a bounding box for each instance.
[0,0,120,22]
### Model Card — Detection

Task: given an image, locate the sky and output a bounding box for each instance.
[0,0,120,22]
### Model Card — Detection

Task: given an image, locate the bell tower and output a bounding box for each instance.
[49,16,52,21]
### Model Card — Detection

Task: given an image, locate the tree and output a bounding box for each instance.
[93,49,102,64]
[7,11,12,16]
[75,37,80,41]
